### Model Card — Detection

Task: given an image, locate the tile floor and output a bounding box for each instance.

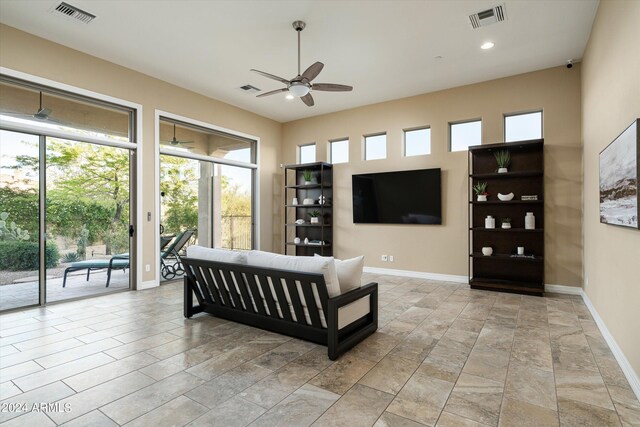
[0,273,638,426]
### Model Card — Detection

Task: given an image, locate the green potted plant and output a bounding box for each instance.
[501,217,512,229]
[309,210,321,224]
[302,169,314,185]
[473,182,489,201]
[494,149,511,173]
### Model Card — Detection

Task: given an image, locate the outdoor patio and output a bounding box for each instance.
[0,269,130,311]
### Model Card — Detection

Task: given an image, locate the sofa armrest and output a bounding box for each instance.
[326,282,378,360]
[328,282,378,309]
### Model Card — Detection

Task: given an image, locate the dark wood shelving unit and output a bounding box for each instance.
[284,162,333,256]
[468,139,545,296]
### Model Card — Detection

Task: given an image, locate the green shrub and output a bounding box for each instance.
[0,241,59,271]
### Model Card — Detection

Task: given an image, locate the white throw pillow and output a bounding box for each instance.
[315,254,364,294]
[186,246,247,264]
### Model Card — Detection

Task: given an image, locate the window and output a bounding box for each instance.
[329,138,349,164]
[450,120,482,152]
[364,133,387,160]
[505,111,542,142]
[404,127,431,156]
[299,143,316,164]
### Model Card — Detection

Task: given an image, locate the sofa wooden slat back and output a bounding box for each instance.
[182,256,377,360]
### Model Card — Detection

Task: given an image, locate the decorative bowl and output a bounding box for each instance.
[497,192,514,201]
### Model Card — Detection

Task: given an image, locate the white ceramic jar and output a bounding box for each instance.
[485,215,495,229]
[525,212,535,230]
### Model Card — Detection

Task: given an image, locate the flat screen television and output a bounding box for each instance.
[352,168,442,224]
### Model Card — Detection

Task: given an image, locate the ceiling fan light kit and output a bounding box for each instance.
[251,20,353,107]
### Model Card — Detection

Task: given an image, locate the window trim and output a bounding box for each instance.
[403,126,431,157]
[449,118,483,152]
[363,132,387,161]
[503,110,543,143]
[328,137,349,164]
[298,142,316,164]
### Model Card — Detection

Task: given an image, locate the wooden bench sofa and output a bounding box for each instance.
[182,248,377,360]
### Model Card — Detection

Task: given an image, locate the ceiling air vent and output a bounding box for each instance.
[52,2,96,24]
[469,4,506,29]
[239,84,261,94]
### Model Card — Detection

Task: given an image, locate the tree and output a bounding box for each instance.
[16,139,130,254]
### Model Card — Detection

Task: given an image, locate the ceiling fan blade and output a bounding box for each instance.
[256,88,289,98]
[312,83,353,92]
[300,93,314,107]
[301,61,324,81]
[250,69,290,85]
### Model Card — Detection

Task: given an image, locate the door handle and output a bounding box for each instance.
[129,225,134,237]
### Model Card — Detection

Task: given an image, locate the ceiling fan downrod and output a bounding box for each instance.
[292,20,305,77]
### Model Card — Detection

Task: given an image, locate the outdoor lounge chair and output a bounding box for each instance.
[62,253,129,288]
[161,229,195,280]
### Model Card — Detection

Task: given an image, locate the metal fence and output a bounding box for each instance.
[221,215,252,250]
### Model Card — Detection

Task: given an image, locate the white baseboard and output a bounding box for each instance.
[138,279,159,290]
[544,283,582,295]
[542,283,639,401]
[581,290,640,401]
[363,266,467,284]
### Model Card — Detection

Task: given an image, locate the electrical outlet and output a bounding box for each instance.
[145,264,150,272]
[381,255,388,262]
[389,255,394,262]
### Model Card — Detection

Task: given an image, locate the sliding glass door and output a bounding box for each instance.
[45,137,132,303]
[0,130,41,311]
[0,75,136,311]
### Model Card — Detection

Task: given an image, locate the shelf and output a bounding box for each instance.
[285,204,332,208]
[470,171,543,179]
[285,184,332,189]
[470,200,542,205]
[470,227,543,232]
[286,242,332,247]
[285,223,332,227]
[470,253,543,262]
[470,277,544,296]
[284,162,332,171]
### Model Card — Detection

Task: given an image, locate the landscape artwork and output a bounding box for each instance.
[599,119,639,229]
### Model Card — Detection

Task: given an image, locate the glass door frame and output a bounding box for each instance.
[0,67,143,309]
[155,110,260,283]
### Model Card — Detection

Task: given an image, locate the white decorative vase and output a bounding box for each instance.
[482,247,493,256]
[310,217,319,224]
[525,212,535,230]
[485,215,495,229]
[292,197,298,205]
[477,194,487,202]
[294,237,301,244]
[498,167,508,173]
[304,237,309,245]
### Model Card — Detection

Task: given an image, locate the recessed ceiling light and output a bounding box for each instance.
[285,94,294,100]
[481,42,495,50]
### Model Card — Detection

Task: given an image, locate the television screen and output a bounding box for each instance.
[352,168,442,224]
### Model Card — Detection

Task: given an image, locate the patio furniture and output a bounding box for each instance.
[161,229,195,280]
[182,249,378,360]
[62,253,129,288]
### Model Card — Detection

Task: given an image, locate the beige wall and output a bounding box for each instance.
[283,66,583,286]
[582,0,640,374]
[0,24,283,285]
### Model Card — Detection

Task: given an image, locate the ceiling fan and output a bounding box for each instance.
[163,123,194,146]
[251,20,353,107]
[0,91,69,125]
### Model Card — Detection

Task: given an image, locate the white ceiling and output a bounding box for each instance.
[0,0,599,123]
